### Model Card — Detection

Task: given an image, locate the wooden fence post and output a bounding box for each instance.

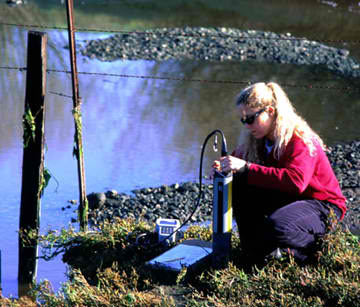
[18,31,47,296]
[66,0,88,231]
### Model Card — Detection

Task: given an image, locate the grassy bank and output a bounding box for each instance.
[1,216,359,306]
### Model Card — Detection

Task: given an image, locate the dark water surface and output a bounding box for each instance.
[0,0,360,297]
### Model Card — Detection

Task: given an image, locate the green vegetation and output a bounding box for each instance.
[1,216,359,306]
[22,107,37,148]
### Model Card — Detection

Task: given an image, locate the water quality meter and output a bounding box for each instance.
[155,218,180,244]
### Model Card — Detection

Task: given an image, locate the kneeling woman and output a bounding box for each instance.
[213,82,346,264]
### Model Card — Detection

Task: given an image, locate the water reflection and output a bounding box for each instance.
[1,0,360,298]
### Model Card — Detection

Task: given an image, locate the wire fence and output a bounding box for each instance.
[1,65,359,93]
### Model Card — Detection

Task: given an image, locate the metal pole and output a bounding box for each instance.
[65,0,88,231]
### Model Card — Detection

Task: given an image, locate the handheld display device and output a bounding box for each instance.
[155,218,180,244]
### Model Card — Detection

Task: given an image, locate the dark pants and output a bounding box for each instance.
[232,173,342,262]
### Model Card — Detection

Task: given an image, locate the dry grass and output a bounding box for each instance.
[1,216,359,306]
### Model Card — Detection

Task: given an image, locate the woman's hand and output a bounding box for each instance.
[219,155,247,173]
[209,156,248,179]
[209,160,221,179]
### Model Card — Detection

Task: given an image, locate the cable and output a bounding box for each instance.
[151,129,227,247]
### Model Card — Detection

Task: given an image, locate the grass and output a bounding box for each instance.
[1,215,359,306]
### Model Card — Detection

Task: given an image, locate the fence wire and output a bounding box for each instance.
[0,65,359,93]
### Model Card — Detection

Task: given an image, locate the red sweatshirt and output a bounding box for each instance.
[244,134,347,220]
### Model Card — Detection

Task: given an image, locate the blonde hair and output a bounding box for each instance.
[236,82,325,163]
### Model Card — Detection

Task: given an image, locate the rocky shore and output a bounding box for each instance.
[81,27,359,234]
[87,140,360,235]
[80,27,360,79]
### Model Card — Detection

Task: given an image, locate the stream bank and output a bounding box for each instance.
[85,140,360,235]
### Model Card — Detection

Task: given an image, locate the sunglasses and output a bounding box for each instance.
[240,108,266,125]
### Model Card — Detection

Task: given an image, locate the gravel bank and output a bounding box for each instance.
[327,141,360,235]
[80,27,360,79]
[87,140,360,235]
[80,26,359,234]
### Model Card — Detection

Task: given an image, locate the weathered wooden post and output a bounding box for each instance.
[18,31,47,296]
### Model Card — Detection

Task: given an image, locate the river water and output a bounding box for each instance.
[0,0,360,297]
